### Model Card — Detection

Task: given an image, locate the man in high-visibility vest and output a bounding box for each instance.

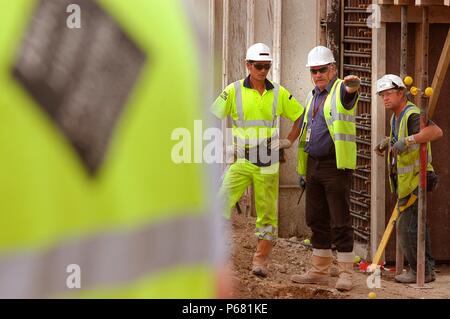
[374,74,443,284]
[291,46,360,291]
[211,43,304,277]
[0,0,223,298]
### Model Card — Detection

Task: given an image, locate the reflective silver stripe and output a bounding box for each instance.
[271,83,280,127]
[397,160,420,174]
[329,82,339,122]
[334,134,356,142]
[397,156,432,175]
[326,118,334,127]
[0,213,215,298]
[233,81,279,128]
[329,80,355,124]
[334,113,355,122]
[234,119,273,127]
[234,81,243,125]
[256,225,274,234]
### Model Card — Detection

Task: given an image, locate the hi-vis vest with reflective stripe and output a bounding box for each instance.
[232,80,280,147]
[388,102,433,199]
[297,79,358,175]
[0,0,216,298]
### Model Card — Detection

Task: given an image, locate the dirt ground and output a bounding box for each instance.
[227,213,450,299]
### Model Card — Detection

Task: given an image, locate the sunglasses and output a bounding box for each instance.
[252,63,272,71]
[310,66,329,74]
[377,89,400,97]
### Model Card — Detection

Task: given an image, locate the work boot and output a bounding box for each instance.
[291,255,332,284]
[252,240,272,277]
[335,262,353,291]
[395,269,436,283]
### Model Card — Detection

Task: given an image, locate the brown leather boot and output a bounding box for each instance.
[335,262,353,291]
[252,240,272,277]
[291,255,332,284]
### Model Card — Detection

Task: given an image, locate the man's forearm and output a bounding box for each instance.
[287,117,302,143]
[411,124,443,144]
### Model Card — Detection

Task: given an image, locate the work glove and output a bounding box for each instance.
[299,176,306,189]
[225,144,236,164]
[392,138,407,154]
[225,145,245,164]
[374,137,390,157]
[269,138,292,151]
[392,136,415,155]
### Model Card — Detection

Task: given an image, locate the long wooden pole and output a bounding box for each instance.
[396,5,408,276]
[417,6,429,288]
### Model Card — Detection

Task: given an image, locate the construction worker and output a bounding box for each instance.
[374,74,443,284]
[211,43,304,277]
[291,46,360,291]
[0,0,224,298]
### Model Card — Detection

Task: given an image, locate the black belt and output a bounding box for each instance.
[235,137,277,167]
[308,154,336,162]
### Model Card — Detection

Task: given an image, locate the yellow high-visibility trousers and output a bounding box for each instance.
[220,160,279,240]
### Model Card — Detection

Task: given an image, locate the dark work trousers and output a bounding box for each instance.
[397,194,435,275]
[305,156,354,252]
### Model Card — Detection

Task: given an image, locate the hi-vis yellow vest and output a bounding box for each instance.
[0,0,216,298]
[388,102,433,199]
[231,79,281,148]
[297,79,358,175]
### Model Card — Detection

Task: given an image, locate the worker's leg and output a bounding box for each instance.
[396,196,435,282]
[322,167,354,253]
[291,157,332,285]
[252,163,279,240]
[321,158,354,291]
[219,161,253,219]
[250,163,279,277]
[305,157,332,250]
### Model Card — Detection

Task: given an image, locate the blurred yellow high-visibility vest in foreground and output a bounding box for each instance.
[0,0,219,298]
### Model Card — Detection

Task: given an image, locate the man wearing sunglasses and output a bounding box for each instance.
[291,46,360,291]
[211,43,304,277]
[374,74,442,284]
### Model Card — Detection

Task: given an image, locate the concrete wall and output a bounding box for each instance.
[212,0,318,238]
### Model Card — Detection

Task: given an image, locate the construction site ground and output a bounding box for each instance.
[227,213,450,299]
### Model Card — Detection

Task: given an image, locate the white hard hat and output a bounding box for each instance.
[306,46,335,67]
[376,74,406,94]
[246,43,273,62]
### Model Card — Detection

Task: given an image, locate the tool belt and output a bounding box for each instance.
[236,137,279,167]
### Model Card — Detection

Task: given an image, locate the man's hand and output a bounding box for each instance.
[392,136,416,155]
[392,138,407,154]
[279,139,292,150]
[299,176,306,189]
[344,75,361,93]
[225,145,245,164]
[268,138,292,151]
[374,137,390,157]
[225,145,236,164]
